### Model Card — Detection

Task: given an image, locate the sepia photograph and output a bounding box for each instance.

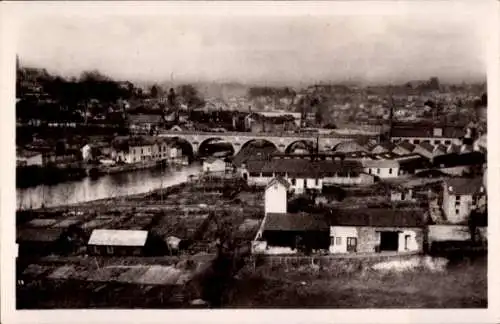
[1,0,498,322]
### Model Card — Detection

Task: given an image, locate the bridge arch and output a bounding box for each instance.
[197,137,235,157]
[284,139,316,154]
[239,138,280,154]
[167,137,195,160]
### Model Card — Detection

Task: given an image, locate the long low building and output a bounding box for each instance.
[241,156,375,191]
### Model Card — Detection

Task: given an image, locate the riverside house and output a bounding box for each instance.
[111,136,173,164]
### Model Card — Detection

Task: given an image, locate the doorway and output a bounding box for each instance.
[347,237,357,253]
[379,231,399,251]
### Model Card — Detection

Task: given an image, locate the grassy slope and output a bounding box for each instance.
[224,257,487,308]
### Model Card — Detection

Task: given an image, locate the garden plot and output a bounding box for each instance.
[27,218,59,227]
[135,265,185,285]
[152,213,209,239]
[52,219,82,228]
[47,265,77,280]
[22,264,54,279]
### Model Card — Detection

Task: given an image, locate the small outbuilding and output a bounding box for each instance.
[254,212,330,254]
[327,208,426,254]
[87,229,151,256]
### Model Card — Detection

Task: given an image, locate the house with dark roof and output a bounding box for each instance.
[242,157,374,191]
[390,125,464,147]
[16,227,79,256]
[395,154,432,175]
[432,151,486,176]
[442,177,486,224]
[393,141,416,155]
[414,142,436,160]
[326,208,426,254]
[253,212,330,254]
[369,142,396,154]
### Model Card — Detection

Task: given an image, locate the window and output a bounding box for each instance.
[336,237,342,245]
[455,209,460,215]
[141,148,144,154]
[413,139,420,144]
[291,178,296,185]
[106,246,114,255]
[404,235,411,250]
[330,236,335,246]
[377,168,380,175]
[368,169,372,175]
[435,140,441,145]
[444,140,451,145]
[389,168,392,174]
[315,178,319,186]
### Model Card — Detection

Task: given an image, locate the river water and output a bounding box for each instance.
[16,164,202,210]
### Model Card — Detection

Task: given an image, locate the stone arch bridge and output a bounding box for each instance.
[158,131,378,157]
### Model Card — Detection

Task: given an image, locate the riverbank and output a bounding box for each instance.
[17,165,87,188]
[16,163,202,210]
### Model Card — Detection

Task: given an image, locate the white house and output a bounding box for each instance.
[328,208,424,254]
[362,159,400,178]
[442,177,485,224]
[264,177,290,215]
[242,157,371,190]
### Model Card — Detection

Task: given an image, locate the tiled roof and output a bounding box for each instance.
[17,228,64,243]
[246,158,363,177]
[266,176,291,190]
[231,146,277,167]
[373,152,400,160]
[263,213,329,232]
[433,152,486,168]
[417,142,435,153]
[398,141,416,152]
[326,208,425,227]
[361,159,399,168]
[391,125,465,138]
[444,177,484,196]
[434,144,448,153]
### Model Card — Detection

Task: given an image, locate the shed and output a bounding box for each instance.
[87,229,150,256]
[259,213,330,252]
[16,228,66,256]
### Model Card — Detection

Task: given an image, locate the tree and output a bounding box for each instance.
[177,84,205,110]
[150,84,160,98]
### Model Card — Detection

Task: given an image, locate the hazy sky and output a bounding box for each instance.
[15,2,489,86]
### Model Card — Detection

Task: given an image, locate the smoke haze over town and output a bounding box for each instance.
[17,3,488,87]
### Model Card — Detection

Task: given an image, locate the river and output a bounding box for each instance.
[16,163,202,210]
